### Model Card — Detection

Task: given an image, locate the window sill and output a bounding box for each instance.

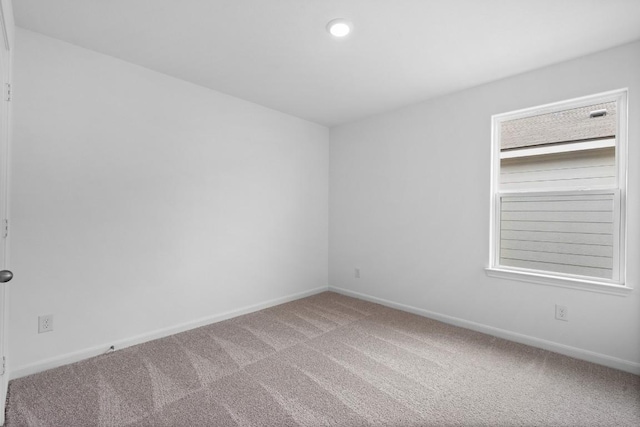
[485,267,632,296]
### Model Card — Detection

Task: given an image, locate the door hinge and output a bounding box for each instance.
[1,356,5,376]
[2,219,7,238]
[4,83,10,102]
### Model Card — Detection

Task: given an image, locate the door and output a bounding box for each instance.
[0,2,11,423]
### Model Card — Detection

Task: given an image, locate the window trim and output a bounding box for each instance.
[487,89,629,293]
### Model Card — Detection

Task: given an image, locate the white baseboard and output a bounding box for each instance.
[11,284,639,381]
[10,286,329,380]
[328,286,640,375]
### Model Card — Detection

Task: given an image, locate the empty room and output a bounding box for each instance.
[0,0,639,426]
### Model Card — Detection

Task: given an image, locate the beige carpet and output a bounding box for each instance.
[5,291,640,426]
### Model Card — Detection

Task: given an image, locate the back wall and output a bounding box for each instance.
[329,41,640,372]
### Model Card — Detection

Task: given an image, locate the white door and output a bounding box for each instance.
[0,5,11,424]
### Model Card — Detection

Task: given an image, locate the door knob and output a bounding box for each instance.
[0,270,13,283]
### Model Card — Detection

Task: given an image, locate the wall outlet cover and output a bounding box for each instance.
[555,305,568,321]
[38,314,54,333]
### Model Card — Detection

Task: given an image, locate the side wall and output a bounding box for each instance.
[329,41,640,373]
[9,28,329,376]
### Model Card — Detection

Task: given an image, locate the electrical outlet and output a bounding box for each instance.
[355,268,361,278]
[38,314,54,333]
[555,305,568,321]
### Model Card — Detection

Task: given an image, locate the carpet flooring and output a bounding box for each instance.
[5,291,640,426]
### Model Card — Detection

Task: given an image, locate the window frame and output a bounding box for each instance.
[486,89,629,295]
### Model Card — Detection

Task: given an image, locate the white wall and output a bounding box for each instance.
[9,28,328,375]
[330,41,640,372]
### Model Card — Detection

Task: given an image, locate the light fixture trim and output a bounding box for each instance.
[327,18,352,37]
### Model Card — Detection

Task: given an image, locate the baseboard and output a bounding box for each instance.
[11,284,638,381]
[328,286,640,375]
[10,286,329,380]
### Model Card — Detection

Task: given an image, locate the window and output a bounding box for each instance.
[487,90,628,293]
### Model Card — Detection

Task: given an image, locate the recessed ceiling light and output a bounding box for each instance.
[327,18,351,37]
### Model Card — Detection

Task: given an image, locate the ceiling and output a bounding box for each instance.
[12,0,640,127]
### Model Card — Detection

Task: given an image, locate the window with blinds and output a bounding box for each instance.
[489,90,627,288]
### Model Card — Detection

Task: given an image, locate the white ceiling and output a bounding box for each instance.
[13,0,640,127]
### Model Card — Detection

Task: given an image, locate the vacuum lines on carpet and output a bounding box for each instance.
[5,292,640,426]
